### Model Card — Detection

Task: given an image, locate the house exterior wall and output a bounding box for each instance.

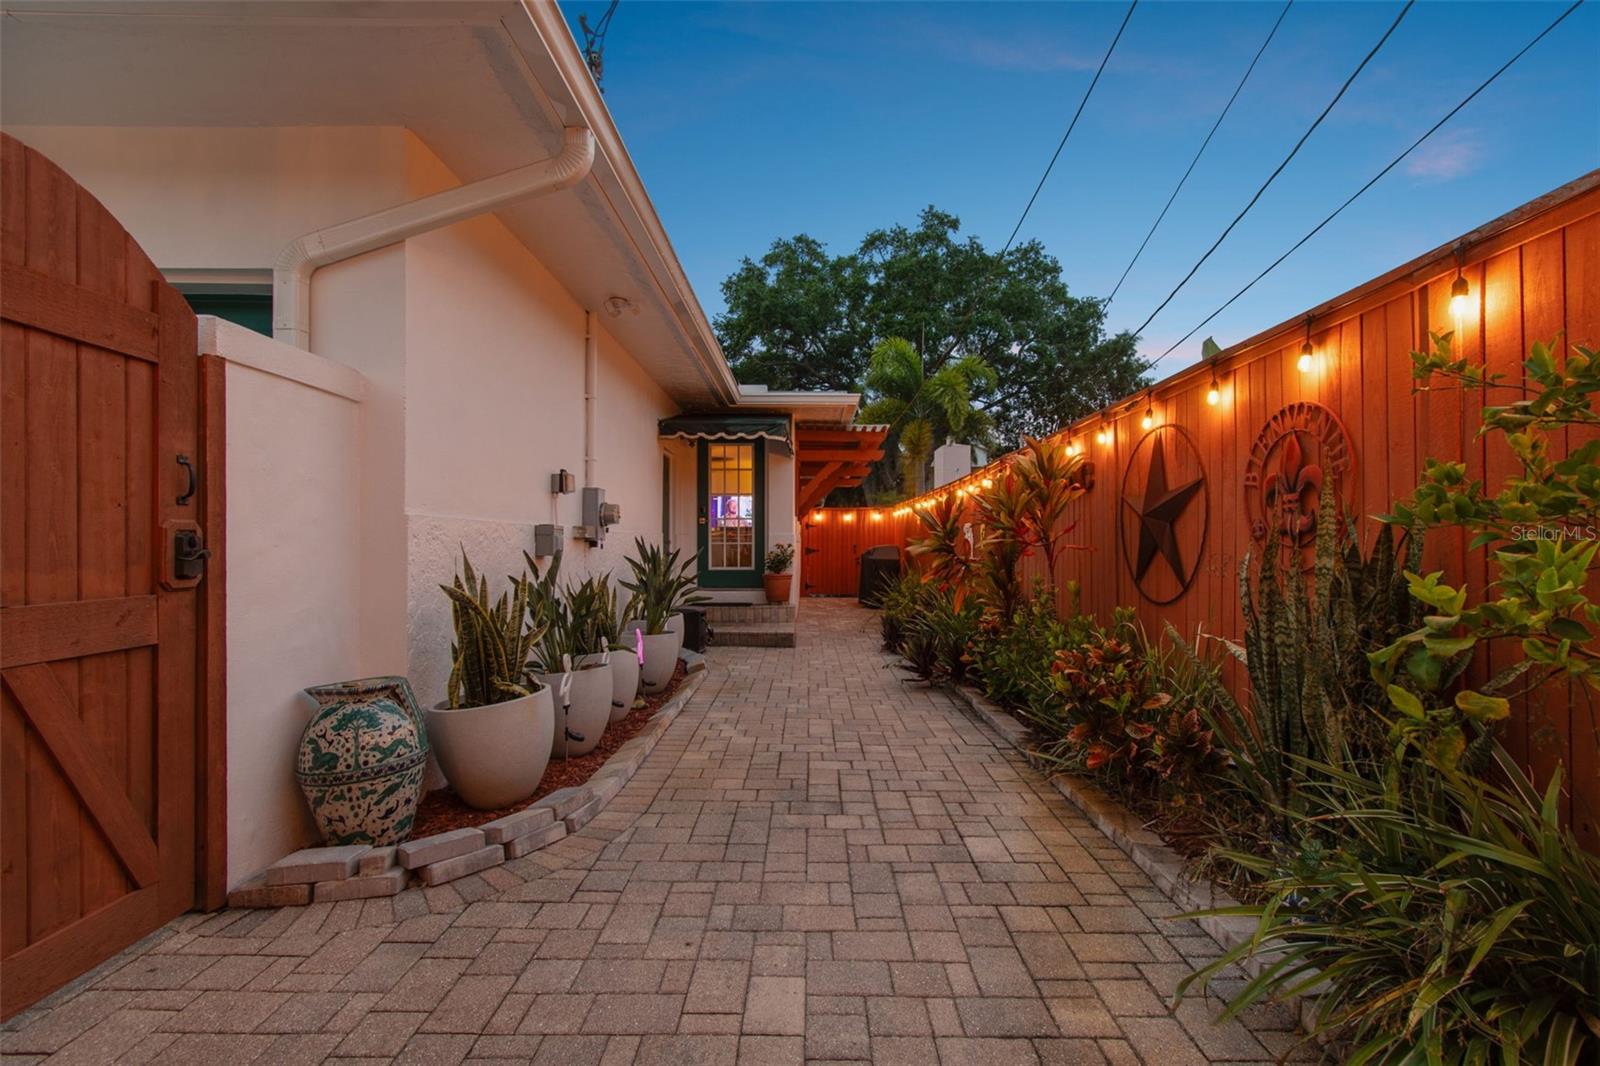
[8,125,682,886]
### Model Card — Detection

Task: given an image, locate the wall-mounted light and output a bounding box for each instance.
[1297,314,1314,373]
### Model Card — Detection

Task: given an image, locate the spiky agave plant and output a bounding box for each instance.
[441,550,547,709]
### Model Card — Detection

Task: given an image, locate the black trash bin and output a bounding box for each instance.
[680,606,710,653]
[858,546,903,607]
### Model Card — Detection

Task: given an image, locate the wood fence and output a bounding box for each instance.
[802,173,1600,848]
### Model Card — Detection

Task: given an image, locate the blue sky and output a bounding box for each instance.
[562,1,1599,377]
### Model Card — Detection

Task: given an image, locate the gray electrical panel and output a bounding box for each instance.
[576,487,622,546]
[532,524,565,557]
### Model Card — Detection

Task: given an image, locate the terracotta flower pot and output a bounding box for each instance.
[426,685,553,810]
[763,572,792,604]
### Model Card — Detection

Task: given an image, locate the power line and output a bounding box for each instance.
[1106,1,1292,305]
[1128,0,1414,340]
[883,0,1138,439]
[1151,0,1586,364]
[1003,0,1138,254]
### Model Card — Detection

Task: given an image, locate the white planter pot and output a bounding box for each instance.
[640,631,678,694]
[539,661,611,759]
[427,686,552,810]
[608,638,641,723]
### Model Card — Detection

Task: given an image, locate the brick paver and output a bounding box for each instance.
[2,601,1308,1064]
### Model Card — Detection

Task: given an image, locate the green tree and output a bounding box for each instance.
[714,234,869,392]
[714,207,1145,453]
[859,337,995,497]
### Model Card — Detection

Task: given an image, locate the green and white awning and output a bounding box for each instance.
[659,414,792,452]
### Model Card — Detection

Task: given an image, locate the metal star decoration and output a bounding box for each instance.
[1122,433,1204,585]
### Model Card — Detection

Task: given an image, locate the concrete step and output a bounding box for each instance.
[708,621,796,648]
[702,603,796,624]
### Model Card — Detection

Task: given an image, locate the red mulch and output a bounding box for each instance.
[410,664,689,837]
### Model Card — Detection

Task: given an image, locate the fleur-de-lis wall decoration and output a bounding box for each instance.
[1263,431,1323,540]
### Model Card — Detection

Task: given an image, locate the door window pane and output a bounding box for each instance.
[707,443,754,570]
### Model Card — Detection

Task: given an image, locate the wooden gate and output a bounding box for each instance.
[1,134,206,1016]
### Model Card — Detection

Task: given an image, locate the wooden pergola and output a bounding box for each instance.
[795,422,889,515]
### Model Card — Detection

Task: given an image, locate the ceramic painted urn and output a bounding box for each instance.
[296,676,429,846]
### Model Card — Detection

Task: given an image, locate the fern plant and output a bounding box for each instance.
[441,550,547,709]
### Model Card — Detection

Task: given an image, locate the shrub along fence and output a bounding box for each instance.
[803,173,1600,849]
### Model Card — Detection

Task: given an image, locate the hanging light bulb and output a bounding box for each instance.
[1140,393,1154,431]
[1297,314,1314,373]
[1065,437,1079,457]
[981,477,993,489]
[1450,271,1471,321]
[813,510,826,523]
[1206,369,1221,406]
[1095,413,1111,445]
[843,511,855,523]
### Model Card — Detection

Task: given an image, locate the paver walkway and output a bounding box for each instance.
[3,600,1304,1066]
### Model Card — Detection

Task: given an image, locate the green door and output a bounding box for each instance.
[697,440,765,589]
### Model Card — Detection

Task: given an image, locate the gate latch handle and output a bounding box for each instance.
[176,454,197,506]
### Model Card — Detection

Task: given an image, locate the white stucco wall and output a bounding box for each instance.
[205,320,366,888]
[397,136,677,711]
[12,125,684,887]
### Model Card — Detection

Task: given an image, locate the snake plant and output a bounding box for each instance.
[440,550,546,709]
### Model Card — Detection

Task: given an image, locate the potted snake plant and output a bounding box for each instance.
[426,551,552,810]
[523,554,611,760]
[621,538,707,693]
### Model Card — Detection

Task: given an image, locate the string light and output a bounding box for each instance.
[843,512,855,524]
[1095,413,1111,445]
[870,511,882,521]
[1206,371,1221,406]
[813,510,825,523]
[1140,392,1154,431]
[981,478,993,489]
[1065,436,1080,457]
[1297,314,1314,373]
[1449,245,1472,322]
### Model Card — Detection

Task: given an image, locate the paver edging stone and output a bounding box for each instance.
[941,679,1324,1037]
[226,658,707,909]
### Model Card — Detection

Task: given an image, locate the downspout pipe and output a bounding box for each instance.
[273,126,596,349]
[583,309,597,486]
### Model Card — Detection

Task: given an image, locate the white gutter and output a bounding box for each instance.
[272,126,596,349]
[583,309,597,485]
